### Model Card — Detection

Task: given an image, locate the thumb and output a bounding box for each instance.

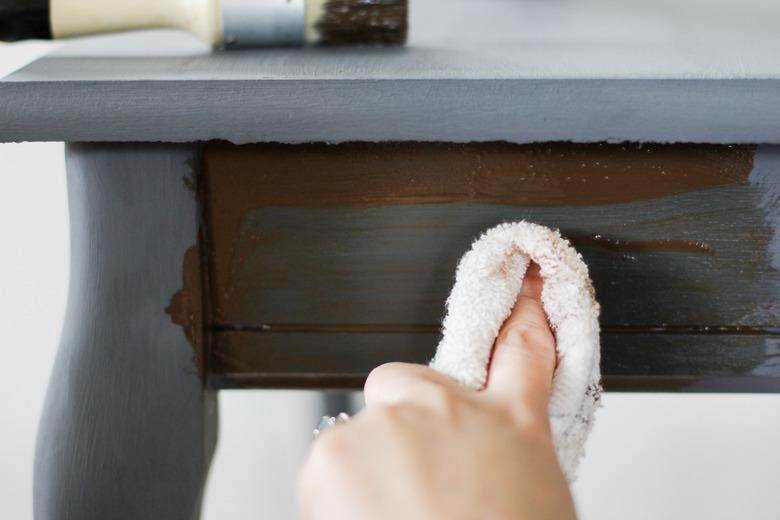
[485,263,557,424]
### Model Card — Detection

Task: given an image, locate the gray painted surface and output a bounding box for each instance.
[34,144,216,519]
[3,0,780,143]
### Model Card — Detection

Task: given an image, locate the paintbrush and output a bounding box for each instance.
[0,0,407,48]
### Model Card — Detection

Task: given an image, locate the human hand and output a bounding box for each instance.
[297,264,576,520]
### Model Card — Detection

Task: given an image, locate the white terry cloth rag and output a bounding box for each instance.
[430,221,602,481]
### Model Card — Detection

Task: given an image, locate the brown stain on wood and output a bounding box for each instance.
[165,156,209,379]
[570,235,716,255]
[203,141,754,209]
[211,323,780,335]
[165,245,205,378]
[212,372,371,390]
[201,141,755,322]
[208,331,780,391]
[210,374,780,392]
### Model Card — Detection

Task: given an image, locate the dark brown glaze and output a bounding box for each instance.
[209,331,780,391]
[201,141,754,322]
[212,323,780,335]
[315,0,408,46]
[214,323,440,333]
[213,374,780,392]
[203,141,754,209]
[165,245,206,378]
[167,158,209,378]
[570,235,716,255]
[211,372,370,390]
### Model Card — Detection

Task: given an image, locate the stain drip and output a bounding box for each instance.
[166,245,205,377]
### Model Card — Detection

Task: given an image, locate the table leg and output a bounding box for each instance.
[33,143,216,520]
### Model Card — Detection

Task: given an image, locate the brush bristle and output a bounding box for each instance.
[312,0,407,46]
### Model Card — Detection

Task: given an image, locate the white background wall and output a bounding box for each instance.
[2,42,780,520]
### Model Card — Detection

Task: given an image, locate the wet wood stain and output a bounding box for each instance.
[571,235,716,255]
[165,245,206,378]
[201,141,754,322]
[203,141,754,209]
[211,323,780,336]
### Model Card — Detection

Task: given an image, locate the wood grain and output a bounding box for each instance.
[202,141,752,208]
[199,142,780,391]
[201,142,776,328]
[210,332,780,392]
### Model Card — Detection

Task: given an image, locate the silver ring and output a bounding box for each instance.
[221,0,305,48]
[313,412,351,437]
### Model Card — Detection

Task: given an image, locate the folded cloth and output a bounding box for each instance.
[430,221,602,480]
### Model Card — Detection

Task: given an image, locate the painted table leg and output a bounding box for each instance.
[33,143,216,520]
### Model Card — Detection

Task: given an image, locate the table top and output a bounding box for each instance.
[2,0,780,143]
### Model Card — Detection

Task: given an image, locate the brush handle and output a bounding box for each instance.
[0,0,52,41]
[0,0,221,44]
[0,0,407,47]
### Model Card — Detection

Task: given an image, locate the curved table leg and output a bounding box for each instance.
[34,143,217,520]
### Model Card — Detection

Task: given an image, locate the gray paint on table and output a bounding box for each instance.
[3,0,780,143]
[34,143,216,520]
[2,77,780,145]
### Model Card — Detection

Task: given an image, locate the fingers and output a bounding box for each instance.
[364,264,556,429]
[485,263,557,423]
[364,362,458,408]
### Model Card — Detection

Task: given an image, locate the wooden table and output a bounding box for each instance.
[3,0,780,517]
